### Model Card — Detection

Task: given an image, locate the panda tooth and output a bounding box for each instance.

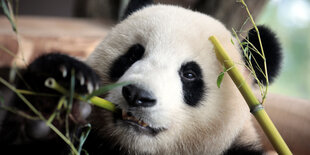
[141,121,148,127]
[127,116,134,121]
[133,117,139,122]
[122,110,127,118]
[120,110,148,127]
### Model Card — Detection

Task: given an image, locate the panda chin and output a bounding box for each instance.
[114,108,166,136]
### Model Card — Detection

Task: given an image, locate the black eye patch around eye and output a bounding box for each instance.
[179,61,205,106]
[109,44,145,81]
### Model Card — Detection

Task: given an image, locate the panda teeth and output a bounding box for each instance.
[121,110,148,127]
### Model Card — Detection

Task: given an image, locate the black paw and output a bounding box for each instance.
[24,53,100,95]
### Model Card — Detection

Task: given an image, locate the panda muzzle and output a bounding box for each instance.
[122,110,149,127]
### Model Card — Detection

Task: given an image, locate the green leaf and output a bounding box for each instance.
[9,64,17,82]
[243,45,249,57]
[240,42,248,46]
[217,72,225,88]
[1,0,10,16]
[231,38,234,45]
[1,0,17,32]
[248,51,252,61]
[68,69,75,110]
[85,82,130,100]
[78,124,91,154]
[216,66,235,88]
[81,149,89,155]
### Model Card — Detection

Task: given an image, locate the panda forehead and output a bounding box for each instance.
[121,5,226,36]
[114,6,228,58]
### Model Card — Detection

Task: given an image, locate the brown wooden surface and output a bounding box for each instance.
[0,16,110,67]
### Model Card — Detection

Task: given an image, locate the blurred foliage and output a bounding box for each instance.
[258,0,310,100]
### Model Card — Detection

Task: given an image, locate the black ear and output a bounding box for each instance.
[122,0,153,20]
[241,26,282,85]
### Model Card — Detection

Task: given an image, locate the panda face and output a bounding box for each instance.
[87,5,250,154]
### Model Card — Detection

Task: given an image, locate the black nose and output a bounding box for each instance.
[122,84,156,107]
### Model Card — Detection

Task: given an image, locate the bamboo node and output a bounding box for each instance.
[250,104,264,114]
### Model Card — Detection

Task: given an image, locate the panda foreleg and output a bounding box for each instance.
[0,53,100,154]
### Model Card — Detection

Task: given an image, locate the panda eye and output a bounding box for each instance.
[179,61,205,107]
[182,71,197,81]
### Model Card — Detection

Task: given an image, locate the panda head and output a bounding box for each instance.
[87,1,281,154]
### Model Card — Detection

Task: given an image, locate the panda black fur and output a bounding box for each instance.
[0,0,282,154]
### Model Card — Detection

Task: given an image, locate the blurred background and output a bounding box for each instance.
[258,0,310,100]
[1,0,308,100]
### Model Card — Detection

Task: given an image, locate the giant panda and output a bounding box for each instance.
[0,0,281,154]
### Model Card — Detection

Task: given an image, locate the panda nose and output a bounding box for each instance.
[122,84,156,107]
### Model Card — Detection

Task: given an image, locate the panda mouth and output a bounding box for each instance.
[122,110,149,127]
[115,109,165,135]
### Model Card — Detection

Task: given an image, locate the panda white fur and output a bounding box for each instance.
[0,0,281,154]
[87,4,257,155]
[84,1,281,155]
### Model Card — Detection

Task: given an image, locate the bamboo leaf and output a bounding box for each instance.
[216,66,235,88]
[0,45,17,58]
[248,51,252,61]
[45,78,116,112]
[47,96,66,124]
[230,38,234,45]
[240,42,248,46]
[85,82,130,100]
[1,0,10,17]
[0,105,40,120]
[239,17,250,32]
[9,64,17,82]
[78,124,91,154]
[68,69,75,110]
[1,0,17,32]
[217,72,225,88]
[82,150,89,155]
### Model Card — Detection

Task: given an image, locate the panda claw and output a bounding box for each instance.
[77,72,85,85]
[95,83,99,90]
[87,81,94,93]
[59,65,67,78]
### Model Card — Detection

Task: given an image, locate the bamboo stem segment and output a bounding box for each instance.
[209,36,292,155]
[44,78,115,112]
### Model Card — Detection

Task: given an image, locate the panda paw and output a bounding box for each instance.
[0,53,98,143]
[24,53,100,95]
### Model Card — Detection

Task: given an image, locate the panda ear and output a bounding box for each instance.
[241,26,282,85]
[121,0,153,20]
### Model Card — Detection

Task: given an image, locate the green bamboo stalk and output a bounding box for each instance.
[0,77,79,154]
[44,78,116,112]
[16,89,57,97]
[209,36,292,155]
